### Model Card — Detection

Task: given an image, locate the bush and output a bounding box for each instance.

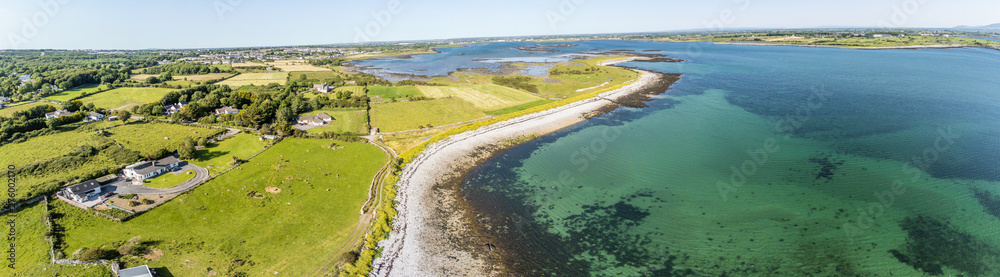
[117,236,143,256]
[79,247,106,261]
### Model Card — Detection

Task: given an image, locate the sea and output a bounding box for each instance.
[355,41,1000,276]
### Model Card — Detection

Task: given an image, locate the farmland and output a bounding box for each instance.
[301,109,369,134]
[0,101,55,117]
[370,98,485,132]
[268,60,331,72]
[0,203,114,276]
[217,72,289,87]
[367,86,423,100]
[106,122,221,157]
[334,86,368,97]
[75,87,176,110]
[52,138,386,276]
[190,133,269,175]
[416,84,545,111]
[45,84,108,102]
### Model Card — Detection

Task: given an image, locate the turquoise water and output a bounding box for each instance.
[377,41,1000,276]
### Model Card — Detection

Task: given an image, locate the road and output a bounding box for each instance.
[110,162,210,195]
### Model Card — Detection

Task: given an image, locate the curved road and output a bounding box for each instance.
[111,162,210,195]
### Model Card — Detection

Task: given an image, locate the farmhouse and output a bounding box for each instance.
[297,112,332,126]
[123,155,182,180]
[88,111,105,121]
[164,102,187,115]
[63,180,103,202]
[118,265,155,277]
[313,84,332,93]
[215,106,239,115]
[45,109,73,119]
[0,96,9,103]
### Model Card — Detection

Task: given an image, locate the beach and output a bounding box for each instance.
[371,64,668,276]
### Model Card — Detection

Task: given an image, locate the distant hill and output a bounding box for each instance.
[954,23,1000,30]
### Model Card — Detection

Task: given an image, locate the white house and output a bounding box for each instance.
[215,106,239,115]
[45,109,73,119]
[0,96,10,103]
[87,111,105,121]
[313,84,332,93]
[296,112,332,126]
[63,180,103,202]
[123,155,182,180]
[164,102,187,115]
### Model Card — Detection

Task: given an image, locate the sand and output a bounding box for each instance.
[371,64,662,276]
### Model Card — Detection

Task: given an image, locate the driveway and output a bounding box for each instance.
[217,128,241,140]
[110,162,210,195]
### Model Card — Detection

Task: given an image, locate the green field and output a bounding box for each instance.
[0,101,55,117]
[301,109,369,134]
[159,73,235,86]
[190,133,268,175]
[334,86,368,97]
[371,98,485,132]
[367,86,423,100]
[417,84,545,111]
[535,56,639,99]
[289,71,348,82]
[107,122,220,157]
[2,203,114,276]
[142,169,196,189]
[45,84,108,102]
[76,87,176,110]
[52,138,386,276]
[217,72,289,87]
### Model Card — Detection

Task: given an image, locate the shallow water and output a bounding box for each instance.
[382,41,1000,276]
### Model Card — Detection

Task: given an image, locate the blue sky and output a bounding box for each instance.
[0,0,997,49]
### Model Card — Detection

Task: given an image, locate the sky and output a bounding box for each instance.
[0,0,997,49]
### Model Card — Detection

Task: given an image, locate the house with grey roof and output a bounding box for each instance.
[88,111,105,121]
[45,109,73,119]
[313,84,332,93]
[164,102,187,115]
[118,265,154,277]
[296,112,332,126]
[215,106,239,115]
[63,180,103,202]
[123,155,183,180]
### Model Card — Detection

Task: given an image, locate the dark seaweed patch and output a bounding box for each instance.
[808,154,845,182]
[971,188,1000,220]
[889,215,999,275]
[563,200,651,268]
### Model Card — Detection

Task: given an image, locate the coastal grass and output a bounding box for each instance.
[190,133,268,175]
[485,99,554,115]
[217,72,289,87]
[52,138,386,276]
[428,72,496,85]
[367,86,423,100]
[141,170,196,189]
[535,57,639,99]
[76,87,176,110]
[416,84,545,111]
[302,109,369,134]
[0,101,55,117]
[370,98,485,133]
[106,122,221,157]
[45,84,108,102]
[1,202,115,277]
[382,128,447,154]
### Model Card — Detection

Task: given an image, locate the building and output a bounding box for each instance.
[313,84,332,93]
[108,116,119,121]
[164,102,187,115]
[63,180,103,202]
[296,112,332,126]
[215,106,239,115]
[118,265,155,277]
[45,109,73,119]
[123,155,182,180]
[87,111,105,121]
[0,96,10,103]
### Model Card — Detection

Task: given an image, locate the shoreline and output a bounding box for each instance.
[713,41,978,50]
[371,62,670,276]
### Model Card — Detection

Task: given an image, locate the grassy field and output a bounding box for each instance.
[107,122,220,157]
[231,62,268,67]
[190,133,268,175]
[142,169,196,189]
[52,138,386,276]
[76,87,176,110]
[416,84,545,111]
[2,202,115,276]
[535,56,639,99]
[370,98,485,132]
[267,60,331,72]
[367,86,423,100]
[217,72,289,87]
[334,86,368,97]
[301,109,368,134]
[45,84,108,102]
[0,101,55,117]
[289,71,348,82]
[428,72,496,85]
[383,128,447,154]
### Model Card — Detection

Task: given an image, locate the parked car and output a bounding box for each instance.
[103,192,116,198]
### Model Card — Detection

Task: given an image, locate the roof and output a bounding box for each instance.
[88,111,103,117]
[216,106,238,113]
[119,265,154,277]
[66,180,101,196]
[95,174,118,184]
[129,155,182,175]
[45,110,73,117]
[315,112,332,121]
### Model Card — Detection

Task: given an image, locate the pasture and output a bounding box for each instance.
[367,86,423,100]
[0,101,55,117]
[45,84,108,102]
[231,62,268,67]
[334,86,368,97]
[190,133,268,175]
[75,87,176,110]
[1,203,114,276]
[535,56,639,99]
[416,84,545,111]
[267,60,331,72]
[370,98,485,132]
[106,122,220,157]
[53,138,386,276]
[216,72,289,87]
[301,109,368,134]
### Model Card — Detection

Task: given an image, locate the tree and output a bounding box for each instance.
[62,100,82,112]
[46,118,60,129]
[118,110,131,123]
[146,76,161,84]
[197,137,208,147]
[179,137,196,159]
